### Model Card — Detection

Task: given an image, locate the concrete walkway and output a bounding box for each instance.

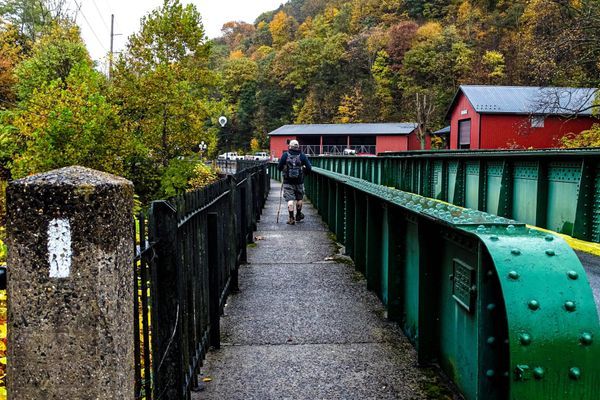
[196,181,457,400]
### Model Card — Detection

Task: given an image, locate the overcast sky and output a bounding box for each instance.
[71,0,284,72]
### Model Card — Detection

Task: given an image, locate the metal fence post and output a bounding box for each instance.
[207,212,221,349]
[149,200,184,400]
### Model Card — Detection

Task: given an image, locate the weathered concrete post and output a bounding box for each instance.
[6,166,135,400]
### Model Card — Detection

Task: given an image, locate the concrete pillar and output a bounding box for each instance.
[6,166,135,400]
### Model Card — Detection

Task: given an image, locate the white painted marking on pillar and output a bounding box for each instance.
[48,218,72,278]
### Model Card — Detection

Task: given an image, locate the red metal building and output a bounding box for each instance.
[268,123,424,158]
[447,86,599,149]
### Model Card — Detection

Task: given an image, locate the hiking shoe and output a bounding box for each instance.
[296,211,305,222]
[287,217,296,225]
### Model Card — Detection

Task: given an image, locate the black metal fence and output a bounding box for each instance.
[133,161,269,400]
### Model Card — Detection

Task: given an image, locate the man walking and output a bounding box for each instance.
[278,140,312,225]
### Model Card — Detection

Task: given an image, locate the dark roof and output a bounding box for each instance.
[268,123,418,136]
[433,126,450,135]
[446,85,598,119]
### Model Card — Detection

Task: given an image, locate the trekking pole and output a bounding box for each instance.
[276,182,284,223]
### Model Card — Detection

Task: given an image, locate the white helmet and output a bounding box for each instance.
[289,140,300,150]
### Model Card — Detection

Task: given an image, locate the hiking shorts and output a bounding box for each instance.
[283,184,305,201]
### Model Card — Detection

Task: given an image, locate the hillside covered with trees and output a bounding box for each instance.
[0,0,599,203]
[213,0,600,149]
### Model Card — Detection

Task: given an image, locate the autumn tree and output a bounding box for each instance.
[0,24,22,108]
[387,21,418,71]
[269,11,298,48]
[221,21,255,51]
[111,0,218,200]
[0,22,129,178]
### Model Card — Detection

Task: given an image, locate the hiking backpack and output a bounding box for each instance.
[285,153,302,179]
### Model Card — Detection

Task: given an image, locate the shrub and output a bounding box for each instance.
[188,163,220,191]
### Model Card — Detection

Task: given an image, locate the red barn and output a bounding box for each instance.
[446,86,599,149]
[268,123,426,158]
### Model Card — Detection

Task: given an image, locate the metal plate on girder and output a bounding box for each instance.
[453,259,476,312]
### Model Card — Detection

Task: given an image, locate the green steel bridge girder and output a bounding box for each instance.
[271,164,600,400]
[309,152,600,243]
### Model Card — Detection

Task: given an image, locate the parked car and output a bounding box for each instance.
[343,148,357,155]
[218,152,244,161]
[252,152,270,161]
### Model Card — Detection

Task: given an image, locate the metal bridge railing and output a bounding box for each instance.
[134,162,269,400]
[300,145,376,156]
[268,162,599,400]
[308,150,600,243]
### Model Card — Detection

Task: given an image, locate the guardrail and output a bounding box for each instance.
[308,149,600,243]
[268,162,599,400]
[135,162,269,400]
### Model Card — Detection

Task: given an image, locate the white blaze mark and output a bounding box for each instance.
[48,218,72,278]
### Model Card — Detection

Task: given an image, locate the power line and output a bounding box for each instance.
[90,0,110,33]
[79,8,108,53]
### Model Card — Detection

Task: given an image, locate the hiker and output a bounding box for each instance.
[278,140,312,225]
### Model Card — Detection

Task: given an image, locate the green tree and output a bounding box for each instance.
[14,21,90,101]
[6,62,129,178]
[0,0,71,43]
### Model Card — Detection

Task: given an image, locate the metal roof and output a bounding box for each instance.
[446,85,598,119]
[433,126,450,135]
[268,123,418,136]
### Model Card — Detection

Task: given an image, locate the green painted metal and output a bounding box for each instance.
[290,164,600,400]
[308,150,600,243]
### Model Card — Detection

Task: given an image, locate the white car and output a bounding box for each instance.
[218,152,243,161]
[343,148,357,155]
[252,152,270,161]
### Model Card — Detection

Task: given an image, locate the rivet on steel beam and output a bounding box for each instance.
[487,303,496,312]
[533,367,545,380]
[545,235,554,242]
[545,249,556,256]
[565,301,576,312]
[528,300,540,310]
[567,271,579,280]
[511,248,521,256]
[490,235,499,241]
[580,332,593,346]
[487,336,496,345]
[508,271,520,280]
[519,333,532,346]
[486,370,495,379]
[569,367,581,380]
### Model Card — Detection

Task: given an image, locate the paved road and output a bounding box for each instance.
[195,181,458,400]
[577,251,600,317]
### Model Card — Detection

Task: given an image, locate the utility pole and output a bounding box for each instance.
[109,14,115,79]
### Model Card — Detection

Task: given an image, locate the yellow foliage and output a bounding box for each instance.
[250,46,274,61]
[188,163,220,191]
[269,11,297,48]
[250,138,261,152]
[415,22,442,41]
[560,126,600,148]
[229,50,244,60]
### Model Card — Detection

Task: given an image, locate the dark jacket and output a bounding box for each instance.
[278,149,312,184]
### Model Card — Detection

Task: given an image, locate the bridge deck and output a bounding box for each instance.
[195,180,456,399]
